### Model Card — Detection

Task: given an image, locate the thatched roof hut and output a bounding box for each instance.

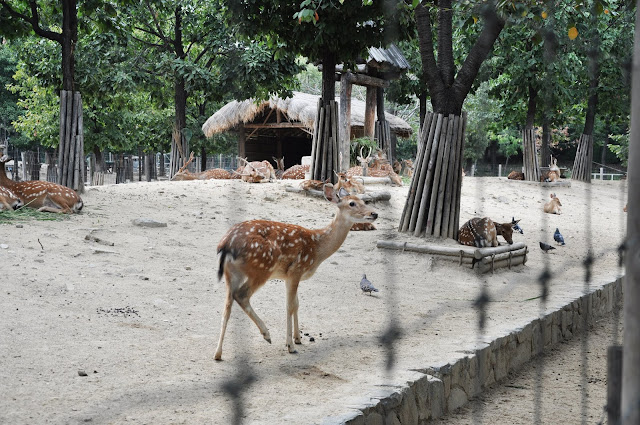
[202,91,412,138]
[201,91,412,167]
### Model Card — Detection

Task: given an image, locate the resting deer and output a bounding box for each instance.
[236,157,277,183]
[0,186,23,211]
[458,217,515,247]
[334,172,365,195]
[346,147,403,186]
[507,170,525,180]
[0,155,83,213]
[544,193,562,214]
[215,184,378,360]
[282,164,309,179]
[541,156,561,182]
[273,157,285,179]
[171,152,232,180]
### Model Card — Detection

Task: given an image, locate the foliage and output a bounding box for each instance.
[464,79,501,162]
[0,43,28,147]
[608,128,629,166]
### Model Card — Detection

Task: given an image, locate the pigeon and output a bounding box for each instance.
[512,217,524,234]
[359,274,378,295]
[539,242,556,253]
[554,228,565,245]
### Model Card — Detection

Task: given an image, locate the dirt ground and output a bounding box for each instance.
[0,175,627,424]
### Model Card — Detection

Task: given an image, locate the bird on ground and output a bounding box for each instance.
[512,217,524,234]
[539,242,556,253]
[554,228,565,245]
[359,274,379,295]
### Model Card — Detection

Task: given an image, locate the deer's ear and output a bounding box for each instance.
[337,187,349,199]
[323,183,337,203]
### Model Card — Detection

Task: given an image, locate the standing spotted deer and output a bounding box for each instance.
[0,155,83,213]
[458,217,516,247]
[215,185,378,360]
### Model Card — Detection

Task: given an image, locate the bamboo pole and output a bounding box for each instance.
[408,112,439,232]
[414,114,444,236]
[433,115,455,236]
[399,111,433,232]
[451,113,467,237]
[441,115,460,238]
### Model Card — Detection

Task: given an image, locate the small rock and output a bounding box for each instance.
[78,370,88,377]
[264,196,275,202]
[0,244,8,249]
[132,218,167,228]
[15,224,23,228]
[309,337,315,342]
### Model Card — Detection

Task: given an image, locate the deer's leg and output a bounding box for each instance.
[233,280,271,344]
[285,279,301,352]
[214,285,234,361]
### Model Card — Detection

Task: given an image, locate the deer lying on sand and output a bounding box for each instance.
[281,164,310,179]
[541,156,561,182]
[544,193,562,214]
[0,186,23,211]
[334,172,365,195]
[458,217,516,247]
[507,170,525,180]
[215,185,378,360]
[171,152,232,180]
[236,157,277,183]
[346,147,403,186]
[0,155,83,213]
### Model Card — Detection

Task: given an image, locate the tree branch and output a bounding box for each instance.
[415,3,443,101]
[452,4,505,105]
[437,0,455,87]
[0,0,62,42]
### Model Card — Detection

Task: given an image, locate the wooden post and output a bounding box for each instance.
[572,133,594,182]
[622,4,640,422]
[608,345,623,425]
[339,73,352,172]
[364,87,376,139]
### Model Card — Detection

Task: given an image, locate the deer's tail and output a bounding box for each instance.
[217,247,229,282]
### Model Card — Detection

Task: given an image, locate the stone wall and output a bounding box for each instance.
[340,277,623,425]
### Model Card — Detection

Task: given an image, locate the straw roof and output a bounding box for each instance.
[201,91,412,139]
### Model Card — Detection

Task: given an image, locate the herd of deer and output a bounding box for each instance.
[172,148,412,189]
[0,155,83,213]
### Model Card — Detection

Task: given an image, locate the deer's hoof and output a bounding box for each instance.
[294,338,302,345]
[214,352,222,361]
[263,331,272,344]
[287,345,298,354]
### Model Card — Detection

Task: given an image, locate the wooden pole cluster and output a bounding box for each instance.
[57,90,84,191]
[398,111,466,239]
[522,128,540,182]
[375,120,392,162]
[572,133,593,182]
[169,126,189,178]
[309,99,339,184]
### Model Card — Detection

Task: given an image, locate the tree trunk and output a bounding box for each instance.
[522,84,539,181]
[398,112,466,239]
[540,114,551,167]
[61,0,77,92]
[573,54,599,183]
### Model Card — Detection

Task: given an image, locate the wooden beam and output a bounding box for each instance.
[364,87,376,139]
[334,72,389,88]
[243,123,308,129]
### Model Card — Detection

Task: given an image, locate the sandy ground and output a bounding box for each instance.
[0,175,627,424]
